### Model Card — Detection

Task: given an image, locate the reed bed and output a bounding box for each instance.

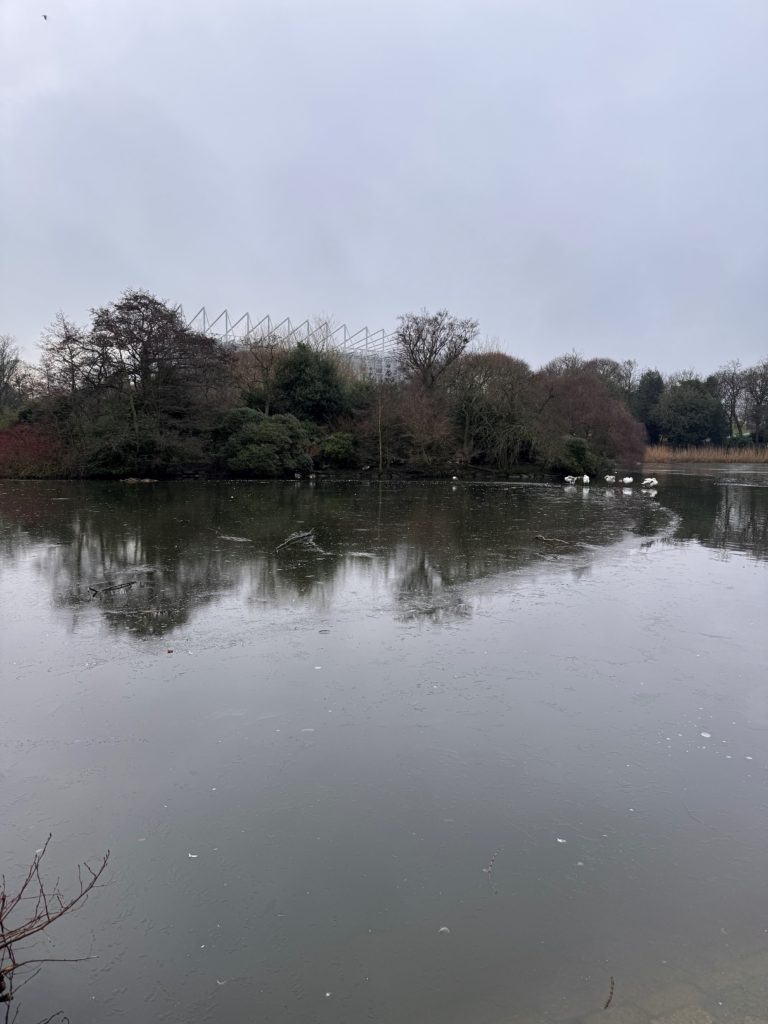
[645,444,768,464]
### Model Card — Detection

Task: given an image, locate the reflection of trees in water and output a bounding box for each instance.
[0,480,699,637]
[710,484,768,557]
[652,476,768,560]
[384,546,472,622]
[241,547,341,614]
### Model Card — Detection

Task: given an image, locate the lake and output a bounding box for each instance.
[1,470,767,1024]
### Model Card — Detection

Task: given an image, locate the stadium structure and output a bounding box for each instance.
[177,306,400,381]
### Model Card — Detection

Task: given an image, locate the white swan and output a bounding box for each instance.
[581,475,590,485]
[621,476,634,485]
[604,475,616,483]
[641,477,658,487]
[564,475,578,484]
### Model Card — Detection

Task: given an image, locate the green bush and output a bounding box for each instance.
[219,407,263,435]
[322,432,355,466]
[220,408,313,477]
[227,442,282,477]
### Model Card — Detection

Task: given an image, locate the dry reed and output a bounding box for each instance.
[645,444,768,464]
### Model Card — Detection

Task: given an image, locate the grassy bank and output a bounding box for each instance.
[645,444,768,463]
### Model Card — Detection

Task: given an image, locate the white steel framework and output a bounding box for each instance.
[176,306,400,380]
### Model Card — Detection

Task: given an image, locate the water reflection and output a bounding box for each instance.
[0,474,765,638]
[715,483,768,551]
[656,472,768,558]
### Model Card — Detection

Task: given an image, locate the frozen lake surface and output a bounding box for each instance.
[1,472,766,1023]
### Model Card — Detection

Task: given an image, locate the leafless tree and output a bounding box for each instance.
[542,350,585,377]
[234,331,290,415]
[38,315,93,397]
[533,358,646,467]
[743,358,768,442]
[584,357,638,404]
[0,336,22,409]
[398,384,453,466]
[305,314,339,352]
[713,360,746,437]
[395,309,479,389]
[447,351,533,466]
[1,836,110,1023]
[35,292,234,472]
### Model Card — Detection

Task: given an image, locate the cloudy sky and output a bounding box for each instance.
[1,0,767,371]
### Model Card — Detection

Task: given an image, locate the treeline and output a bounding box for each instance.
[0,291,766,479]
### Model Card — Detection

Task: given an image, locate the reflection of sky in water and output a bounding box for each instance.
[1,475,767,1024]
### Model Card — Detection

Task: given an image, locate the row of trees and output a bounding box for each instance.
[631,362,768,446]
[0,291,765,479]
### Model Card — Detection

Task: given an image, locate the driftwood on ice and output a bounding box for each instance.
[275,529,318,553]
[88,580,137,597]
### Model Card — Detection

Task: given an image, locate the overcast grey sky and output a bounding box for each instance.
[1,0,767,371]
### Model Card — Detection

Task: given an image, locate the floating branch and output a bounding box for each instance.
[88,580,136,597]
[275,529,316,553]
[534,535,577,546]
[603,976,615,1010]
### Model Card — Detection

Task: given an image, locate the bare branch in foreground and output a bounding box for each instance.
[1,837,109,1020]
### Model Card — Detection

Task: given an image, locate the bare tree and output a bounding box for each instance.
[584,357,637,404]
[447,351,533,466]
[38,315,92,397]
[533,357,646,468]
[542,350,585,377]
[399,384,453,466]
[395,309,479,389]
[743,358,768,442]
[713,360,746,437]
[305,314,339,352]
[234,331,290,415]
[1,836,110,1022]
[0,336,21,409]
